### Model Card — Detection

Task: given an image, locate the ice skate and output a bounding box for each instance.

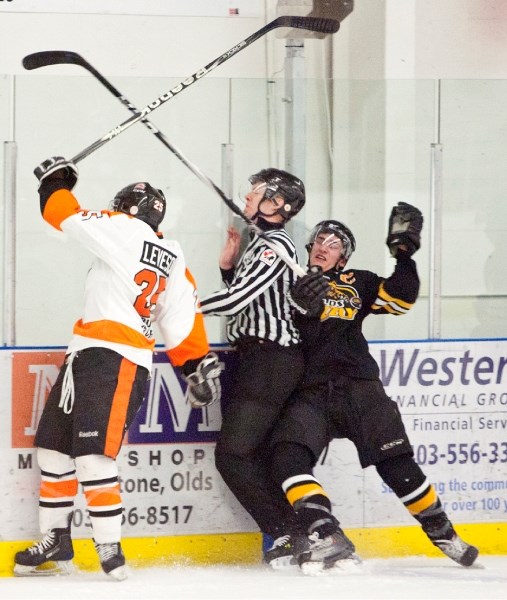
[14,527,74,576]
[431,532,479,567]
[94,541,127,581]
[263,535,298,570]
[296,527,358,576]
[422,515,479,567]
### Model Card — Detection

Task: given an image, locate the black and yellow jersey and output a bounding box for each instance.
[298,256,419,385]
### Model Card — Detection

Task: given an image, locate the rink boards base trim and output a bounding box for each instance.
[1,522,505,577]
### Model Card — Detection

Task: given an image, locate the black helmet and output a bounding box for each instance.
[307,220,356,260]
[249,168,305,221]
[110,182,166,230]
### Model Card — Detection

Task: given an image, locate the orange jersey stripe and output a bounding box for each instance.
[406,486,438,515]
[84,484,121,507]
[166,269,209,367]
[40,478,78,499]
[73,318,155,351]
[104,358,137,458]
[286,483,328,506]
[42,189,81,230]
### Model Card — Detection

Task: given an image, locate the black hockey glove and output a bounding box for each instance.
[34,156,78,192]
[288,266,329,317]
[386,202,423,258]
[185,352,225,409]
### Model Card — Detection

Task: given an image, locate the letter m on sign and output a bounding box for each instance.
[11,351,65,448]
[128,352,224,444]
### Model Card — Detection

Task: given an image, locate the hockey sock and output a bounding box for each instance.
[376,454,451,537]
[76,454,122,543]
[412,497,454,540]
[37,448,77,532]
[282,474,337,536]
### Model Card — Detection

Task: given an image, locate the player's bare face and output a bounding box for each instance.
[310,233,344,272]
[244,182,267,219]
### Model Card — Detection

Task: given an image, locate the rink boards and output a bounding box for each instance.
[1,339,506,575]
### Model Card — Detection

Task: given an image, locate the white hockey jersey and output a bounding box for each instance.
[42,189,209,371]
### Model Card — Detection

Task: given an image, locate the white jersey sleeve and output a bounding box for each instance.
[41,188,209,370]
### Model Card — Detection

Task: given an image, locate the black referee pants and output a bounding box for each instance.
[215,340,304,539]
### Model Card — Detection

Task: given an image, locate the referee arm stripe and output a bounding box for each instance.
[201,254,287,316]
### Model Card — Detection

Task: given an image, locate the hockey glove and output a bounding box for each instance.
[386,202,423,258]
[185,352,225,409]
[34,156,78,192]
[288,266,329,317]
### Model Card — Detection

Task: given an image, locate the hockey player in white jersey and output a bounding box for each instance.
[14,157,223,580]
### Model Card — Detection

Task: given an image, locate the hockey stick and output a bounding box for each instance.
[23,50,167,142]
[23,55,309,276]
[23,16,338,165]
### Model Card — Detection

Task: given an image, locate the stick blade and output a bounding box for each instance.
[22,50,83,70]
[277,15,340,34]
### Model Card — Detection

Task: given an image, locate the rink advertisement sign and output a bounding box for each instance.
[11,349,238,448]
[2,340,507,540]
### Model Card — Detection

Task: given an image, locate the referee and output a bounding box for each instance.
[200,168,307,543]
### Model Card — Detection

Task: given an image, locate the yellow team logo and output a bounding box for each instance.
[321,279,362,321]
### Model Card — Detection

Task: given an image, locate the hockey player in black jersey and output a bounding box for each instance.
[267,204,479,574]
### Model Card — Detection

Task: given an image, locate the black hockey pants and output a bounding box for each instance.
[215,339,304,538]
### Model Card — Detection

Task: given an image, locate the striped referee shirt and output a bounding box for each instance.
[200,222,300,347]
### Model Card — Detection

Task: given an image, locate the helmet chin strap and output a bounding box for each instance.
[253,197,281,221]
[333,256,349,272]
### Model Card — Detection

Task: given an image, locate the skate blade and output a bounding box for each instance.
[14,560,74,577]
[301,556,362,577]
[300,560,326,576]
[326,556,363,574]
[106,565,128,581]
[266,556,299,571]
[472,562,485,570]
[462,559,485,570]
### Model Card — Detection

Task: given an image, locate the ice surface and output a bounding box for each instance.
[1,555,506,600]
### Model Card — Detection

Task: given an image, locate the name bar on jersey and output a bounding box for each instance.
[140,241,176,277]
